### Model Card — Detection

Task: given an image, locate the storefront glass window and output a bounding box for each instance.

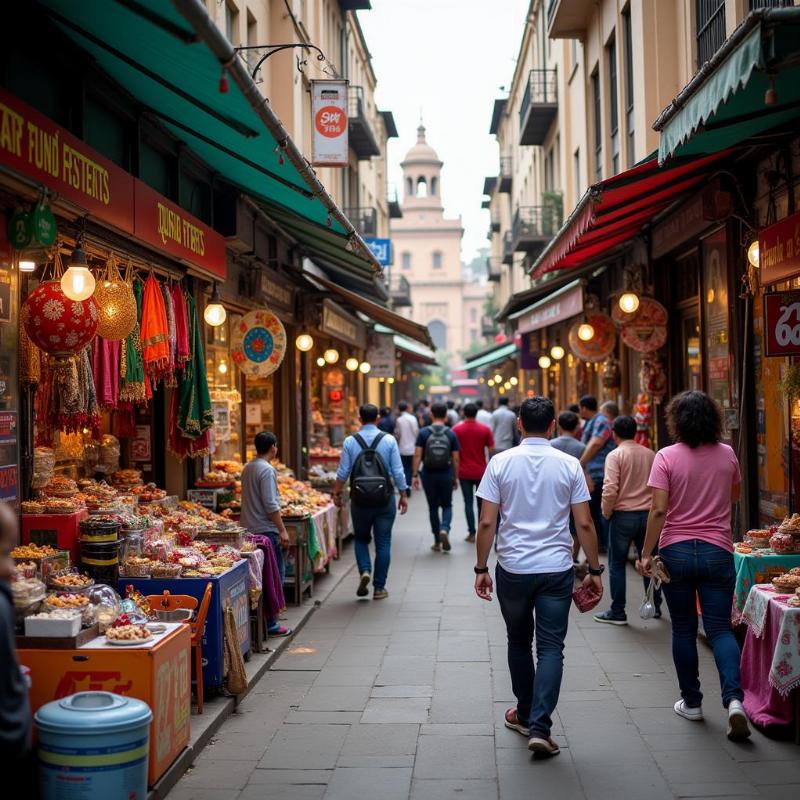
[702,230,732,415]
[0,259,19,506]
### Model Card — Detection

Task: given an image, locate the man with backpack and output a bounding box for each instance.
[412,402,460,552]
[332,404,409,600]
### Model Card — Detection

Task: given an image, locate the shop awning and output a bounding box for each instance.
[303,269,435,349]
[654,8,800,164]
[529,150,728,279]
[374,325,438,366]
[462,342,518,372]
[38,0,379,272]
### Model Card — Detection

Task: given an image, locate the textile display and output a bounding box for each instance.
[733,551,800,621]
[247,534,286,623]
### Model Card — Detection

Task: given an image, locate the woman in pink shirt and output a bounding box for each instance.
[639,391,750,742]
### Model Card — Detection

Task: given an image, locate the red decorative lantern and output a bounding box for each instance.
[21,280,98,358]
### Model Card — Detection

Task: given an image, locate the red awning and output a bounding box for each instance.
[531,151,730,278]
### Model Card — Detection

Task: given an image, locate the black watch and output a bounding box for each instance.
[474,566,489,575]
[587,564,605,576]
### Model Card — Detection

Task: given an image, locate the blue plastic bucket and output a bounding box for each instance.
[35,691,153,800]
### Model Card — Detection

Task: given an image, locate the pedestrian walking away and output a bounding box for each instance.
[550,410,586,565]
[333,404,409,600]
[377,406,395,435]
[240,431,293,637]
[413,402,460,552]
[453,402,494,543]
[578,395,615,552]
[594,414,661,626]
[638,390,751,742]
[445,400,459,427]
[474,397,604,757]
[490,396,517,452]
[394,400,419,491]
[475,399,493,428]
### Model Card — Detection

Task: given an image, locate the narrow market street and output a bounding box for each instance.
[169,495,799,800]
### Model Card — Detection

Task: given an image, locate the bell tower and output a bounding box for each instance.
[400,123,444,214]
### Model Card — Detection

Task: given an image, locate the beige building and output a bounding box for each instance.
[391,125,486,366]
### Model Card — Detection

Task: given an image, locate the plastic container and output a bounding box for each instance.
[36,691,152,800]
[80,516,121,543]
[25,610,81,638]
[80,540,121,586]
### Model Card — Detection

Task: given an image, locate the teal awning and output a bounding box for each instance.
[374,325,437,365]
[655,8,800,163]
[38,0,378,270]
[463,342,518,371]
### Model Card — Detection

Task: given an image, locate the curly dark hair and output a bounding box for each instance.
[665,391,723,448]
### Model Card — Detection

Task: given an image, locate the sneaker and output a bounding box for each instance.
[465,534,476,543]
[593,610,628,626]
[528,736,560,757]
[356,572,371,598]
[267,625,293,637]
[504,708,530,737]
[430,543,442,552]
[727,699,751,741]
[674,699,703,721]
[373,588,389,600]
[439,530,451,552]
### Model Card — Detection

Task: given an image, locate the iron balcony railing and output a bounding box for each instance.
[343,206,378,237]
[388,273,411,307]
[696,0,726,68]
[498,156,512,193]
[519,69,558,146]
[481,315,496,337]
[347,86,380,159]
[511,206,561,254]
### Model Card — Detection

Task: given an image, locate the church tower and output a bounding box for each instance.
[400,124,444,214]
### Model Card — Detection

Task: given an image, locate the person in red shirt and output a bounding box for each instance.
[453,402,495,543]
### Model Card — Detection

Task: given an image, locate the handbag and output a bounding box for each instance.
[572,582,602,613]
[639,555,671,619]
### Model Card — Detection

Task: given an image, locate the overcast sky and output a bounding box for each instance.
[359,0,530,262]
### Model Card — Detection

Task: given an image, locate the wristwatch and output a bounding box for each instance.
[474,566,489,575]
[587,564,605,576]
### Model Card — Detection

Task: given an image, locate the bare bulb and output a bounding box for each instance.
[578,323,595,342]
[61,267,96,302]
[550,345,565,360]
[618,292,640,314]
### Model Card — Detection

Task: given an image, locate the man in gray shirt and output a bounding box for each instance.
[240,431,291,636]
[550,411,586,460]
[490,396,517,452]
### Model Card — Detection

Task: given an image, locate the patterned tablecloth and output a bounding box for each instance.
[733,551,800,619]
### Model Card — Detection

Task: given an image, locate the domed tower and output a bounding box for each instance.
[400,123,444,212]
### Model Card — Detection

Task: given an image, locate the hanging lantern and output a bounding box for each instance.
[295,333,314,352]
[204,282,227,327]
[359,361,371,374]
[61,239,96,302]
[93,256,137,341]
[324,348,339,364]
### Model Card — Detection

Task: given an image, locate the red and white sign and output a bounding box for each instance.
[764,290,800,357]
[311,80,348,167]
[517,284,583,334]
[760,211,800,285]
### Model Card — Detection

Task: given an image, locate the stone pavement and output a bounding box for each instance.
[168,492,799,800]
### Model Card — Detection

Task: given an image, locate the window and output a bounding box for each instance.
[591,68,602,181]
[573,148,581,199]
[406,177,413,197]
[416,176,428,197]
[470,308,478,323]
[428,320,447,351]
[623,7,635,167]
[695,0,725,68]
[430,177,438,196]
[225,1,239,44]
[471,328,478,342]
[607,33,619,175]
[401,252,411,270]
[246,11,259,78]
[544,147,554,192]
[432,251,442,269]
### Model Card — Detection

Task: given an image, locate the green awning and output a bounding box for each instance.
[38,0,378,271]
[463,342,518,371]
[655,8,800,163]
[374,325,437,364]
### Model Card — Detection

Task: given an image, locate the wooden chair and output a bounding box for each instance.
[190,582,213,714]
[145,590,199,613]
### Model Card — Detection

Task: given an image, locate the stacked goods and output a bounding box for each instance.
[277,476,332,517]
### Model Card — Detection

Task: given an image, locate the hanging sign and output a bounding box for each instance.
[321,299,367,349]
[759,211,800,285]
[231,309,287,377]
[763,289,800,357]
[568,313,616,363]
[366,333,395,378]
[517,283,583,334]
[620,298,669,354]
[364,237,392,267]
[311,80,349,167]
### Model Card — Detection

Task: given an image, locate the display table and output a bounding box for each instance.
[734,551,800,620]
[120,559,250,689]
[310,504,338,572]
[20,622,191,786]
[741,585,800,740]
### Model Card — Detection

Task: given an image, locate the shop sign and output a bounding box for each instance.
[366,333,395,378]
[0,411,17,445]
[259,266,296,314]
[133,180,226,279]
[0,464,17,501]
[759,211,800,285]
[763,289,800,357]
[311,80,349,167]
[0,87,135,233]
[517,284,583,334]
[364,237,392,267]
[321,299,367,349]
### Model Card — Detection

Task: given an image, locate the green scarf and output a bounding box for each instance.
[176,294,213,438]
[119,277,146,402]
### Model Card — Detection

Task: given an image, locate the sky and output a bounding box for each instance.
[359,0,530,262]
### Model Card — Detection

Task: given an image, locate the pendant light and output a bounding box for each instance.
[316,356,326,367]
[538,355,552,369]
[550,344,565,360]
[577,322,595,342]
[359,361,371,374]
[747,239,760,268]
[61,238,95,301]
[618,291,640,314]
[324,348,340,364]
[295,333,314,352]
[345,357,359,371]
[204,282,227,327]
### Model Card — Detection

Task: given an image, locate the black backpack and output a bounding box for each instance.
[423,425,452,470]
[350,433,393,507]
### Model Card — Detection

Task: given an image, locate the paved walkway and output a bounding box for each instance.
[169,493,799,800]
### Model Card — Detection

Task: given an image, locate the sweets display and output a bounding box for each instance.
[44,593,90,609]
[769,531,800,554]
[41,477,78,498]
[12,543,60,560]
[777,514,800,537]
[106,621,152,643]
[745,529,772,549]
[49,571,94,591]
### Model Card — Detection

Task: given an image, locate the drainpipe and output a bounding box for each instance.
[170,0,380,272]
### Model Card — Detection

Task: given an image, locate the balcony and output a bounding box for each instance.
[498,156,512,193]
[487,257,502,281]
[348,86,381,159]
[547,0,594,38]
[502,231,514,265]
[387,189,402,219]
[343,206,378,237]
[481,315,497,337]
[490,212,500,233]
[389,274,412,307]
[511,206,560,257]
[338,1,371,10]
[519,69,558,146]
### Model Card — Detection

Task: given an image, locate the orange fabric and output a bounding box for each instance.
[140,274,170,380]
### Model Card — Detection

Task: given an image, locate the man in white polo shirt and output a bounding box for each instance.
[474,396,604,757]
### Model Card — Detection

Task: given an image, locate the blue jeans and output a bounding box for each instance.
[266,531,286,629]
[421,470,453,540]
[401,455,414,490]
[608,510,661,617]
[588,478,609,551]
[495,564,573,738]
[351,497,396,590]
[659,540,743,708]
[460,478,482,536]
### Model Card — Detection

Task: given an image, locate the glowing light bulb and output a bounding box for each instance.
[324,348,339,364]
[203,282,226,327]
[550,345,565,360]
[19,260,36,273]
[747,239,760,268]
[218,361,228,374]
[418,383,425,390]
[346,357,359,371]
[509,376,518,386]
[538,355,552,369]
[359,361,371,374]
[494,373,502,383]
[487,379,495,387]
[618,292,640,314]
[387,377,395,384]
[578,323,595,342]
[61,244,96,301]
[295,333,314,352]
[316,357,326,367]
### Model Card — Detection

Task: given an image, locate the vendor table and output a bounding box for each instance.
[19,622,191,786]
[282,504,337,604]
[734,551,800,620]
[120,559,250,690]
[741,584,800,741]
[22,509,88,564]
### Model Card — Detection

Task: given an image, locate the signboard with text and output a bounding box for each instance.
[366,333,395,378]
[763,289,800,357]
[311,80,349,167]
[364,237,391,267]
[517,284,583,334]
[760,211,800,285]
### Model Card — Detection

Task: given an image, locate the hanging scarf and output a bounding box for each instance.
[91,336,120,410]
[140,273,170,385]
[20,326,41,388]
[46,349,101,437]
[171,282,190,367]
[161,281,177,382]
[119,279,147,404]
